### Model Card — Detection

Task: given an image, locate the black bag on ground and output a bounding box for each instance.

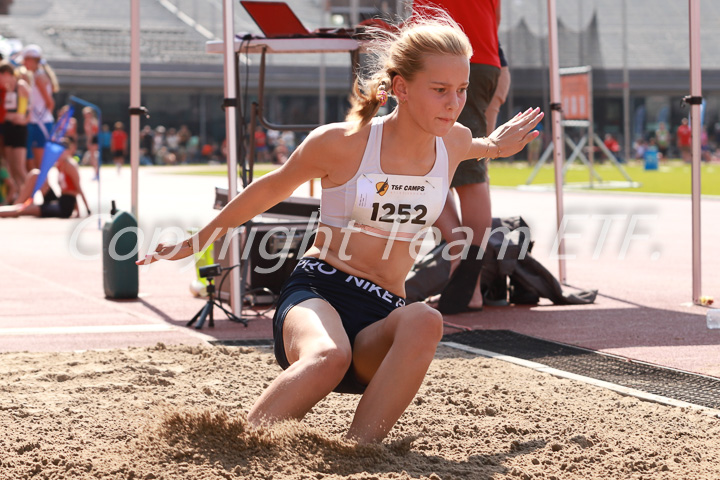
[405,241,451,303]
[404,216,598,306]
[482,216,597,306]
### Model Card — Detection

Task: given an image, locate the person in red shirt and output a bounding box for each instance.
[603,133,622,162]
[111,121,128,172]
[676,118,692,163]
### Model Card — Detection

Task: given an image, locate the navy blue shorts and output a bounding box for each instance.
[27,122,53,155]
[273,257,406,394]
[40,190,76,218]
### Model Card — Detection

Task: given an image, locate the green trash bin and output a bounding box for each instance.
[103,201,139,299]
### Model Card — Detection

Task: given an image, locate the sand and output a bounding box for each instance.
[1,343,719,480]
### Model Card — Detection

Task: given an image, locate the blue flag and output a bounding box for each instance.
[31,106,74,196]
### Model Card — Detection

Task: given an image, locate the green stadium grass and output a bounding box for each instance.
[489,159,720,196]
[160,160,719,196]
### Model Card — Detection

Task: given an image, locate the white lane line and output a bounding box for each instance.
[441,341,720,418]
[0,324,176,336]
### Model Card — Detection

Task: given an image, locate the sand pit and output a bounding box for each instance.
[1,343,719,480]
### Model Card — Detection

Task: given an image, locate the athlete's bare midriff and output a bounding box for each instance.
[304,223,420,298]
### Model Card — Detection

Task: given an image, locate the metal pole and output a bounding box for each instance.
[130,0,141,220]
[547,0,567,283]
[588,68,594,188]
[222,0,242,316]
[315,0,331,198]
[506,1,514,118]
[350,0,359,26]
[622,0,631,164]
[319,1,328,126]
[688,0,702,303]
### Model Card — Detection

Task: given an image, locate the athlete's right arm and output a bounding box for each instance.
[138,124,343,265]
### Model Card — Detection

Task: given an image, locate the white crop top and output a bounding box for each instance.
[320,115,450,241]
[29,72,54,125]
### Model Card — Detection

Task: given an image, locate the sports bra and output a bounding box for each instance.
[320,115,449,241]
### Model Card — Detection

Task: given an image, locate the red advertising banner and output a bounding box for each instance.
[561,73,590,121]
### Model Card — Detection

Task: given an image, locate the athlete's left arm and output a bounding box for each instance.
[465,107,544,161]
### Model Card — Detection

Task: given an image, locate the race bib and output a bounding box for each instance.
[4,91,17,111]
[351,173,444,239]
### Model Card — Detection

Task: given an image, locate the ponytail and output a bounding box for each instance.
[345,74,392,134]
[41,61,60,93]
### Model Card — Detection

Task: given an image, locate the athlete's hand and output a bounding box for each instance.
[136,240,194,266]
[488,107,544,159]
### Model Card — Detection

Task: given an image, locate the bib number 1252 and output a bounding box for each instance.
[370,202,427,225]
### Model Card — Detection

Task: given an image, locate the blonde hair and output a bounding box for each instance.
[345,9,472,133]
[42,62,60,93]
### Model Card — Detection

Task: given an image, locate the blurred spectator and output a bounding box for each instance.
[633,137,648,160]
[0,61,30,191]
[23,44,59,171]
[266,128,280,152]
[163,151,177,165]
[0,137,90,218]
[98,123,111,165]
[166,127,179,159]
[0,163,16,206]
[0,64,6,188]
[603,133,622,163]
[713,122,720,151]
[654,121,670,159]
[177,125,191,163]
[272,137,289,164]
[676,117,692,163]
[57,104,77,143]
[187,134,200,163]
[153,126,166,164]
[111,121,127,172]
[701,127,714,162]
[200,142,214,162]
[280,130,296,154]
[140,125,154,165]
[81,106,99,178]
[254,127,270,163]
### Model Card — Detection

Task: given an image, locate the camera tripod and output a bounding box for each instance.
[187,277,248,330]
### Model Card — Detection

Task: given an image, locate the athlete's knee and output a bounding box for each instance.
[398,303,444,344]
[306,343,352,381]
